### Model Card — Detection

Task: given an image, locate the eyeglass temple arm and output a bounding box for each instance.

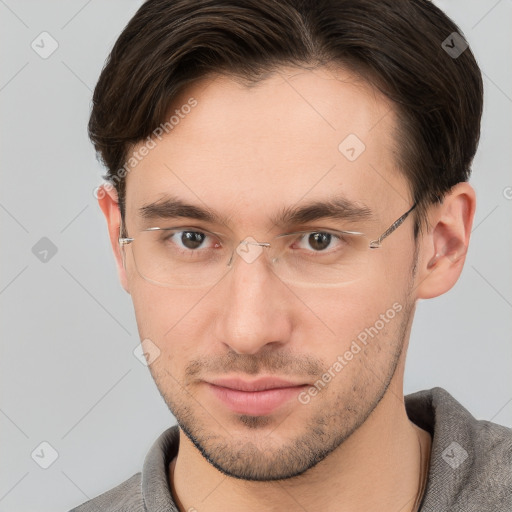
[118,217,133,245]
[369,202,417,249]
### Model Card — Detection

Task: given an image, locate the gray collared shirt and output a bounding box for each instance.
[69,387,512,511]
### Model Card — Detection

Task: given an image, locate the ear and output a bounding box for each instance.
[415,182,476,299]
[97,184,130,294]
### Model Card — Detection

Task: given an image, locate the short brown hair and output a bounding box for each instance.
[89,0,483,236]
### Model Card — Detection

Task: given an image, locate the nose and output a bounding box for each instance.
[214,240,293,355]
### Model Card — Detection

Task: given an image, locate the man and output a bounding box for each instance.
[71,0,511,511]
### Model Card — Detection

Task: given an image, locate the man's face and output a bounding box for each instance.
[122,66,418,480]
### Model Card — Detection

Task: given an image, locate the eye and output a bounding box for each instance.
[295,231,346,252]
[160,229,221,251]
[176,231,207,250]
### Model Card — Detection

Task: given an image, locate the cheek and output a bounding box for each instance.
[291,279,393,332]
[380,243,416,294]
[130,283,208,367]
[289,276,408,369]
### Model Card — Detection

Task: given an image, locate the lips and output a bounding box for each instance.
[208,377,307,391]
[205,377,310,416]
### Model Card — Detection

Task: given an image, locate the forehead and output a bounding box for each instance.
[125,65,410,230]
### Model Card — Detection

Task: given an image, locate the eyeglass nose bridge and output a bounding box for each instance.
[227,238,272,266]
[240,239,271,248]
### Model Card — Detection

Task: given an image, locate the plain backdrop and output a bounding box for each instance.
[1,1,511,511]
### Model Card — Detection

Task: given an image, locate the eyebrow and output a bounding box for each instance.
[138,194,373,229]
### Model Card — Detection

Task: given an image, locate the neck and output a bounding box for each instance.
[169,374,431,512]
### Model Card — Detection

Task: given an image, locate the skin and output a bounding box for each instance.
[99,65,476,512]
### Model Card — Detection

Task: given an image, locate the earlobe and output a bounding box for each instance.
[415,183,476,300]
[97,184,131,294]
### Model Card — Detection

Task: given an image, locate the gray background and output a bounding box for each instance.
[0,1,511,511]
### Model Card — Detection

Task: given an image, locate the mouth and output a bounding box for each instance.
[205,377,311,416]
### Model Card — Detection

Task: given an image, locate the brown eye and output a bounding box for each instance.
[307,232,332,251]
[180,231,206,250]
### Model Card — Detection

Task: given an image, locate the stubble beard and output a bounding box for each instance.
[153,297,414,482]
